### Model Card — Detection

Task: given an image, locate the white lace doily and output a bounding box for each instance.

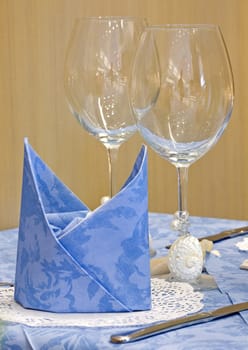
[0,278,203,327]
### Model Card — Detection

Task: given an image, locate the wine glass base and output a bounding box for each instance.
[164,273,218,291]
[171,211,190,233]
[149,247,156,257]
[149,233,156,257]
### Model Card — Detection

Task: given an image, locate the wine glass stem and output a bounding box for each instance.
[107,146,119,198]
[176,166,190,234]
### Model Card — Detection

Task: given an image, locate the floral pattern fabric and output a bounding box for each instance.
[1,213,248,348]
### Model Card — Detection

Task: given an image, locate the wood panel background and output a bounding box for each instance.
[0,0,246,229]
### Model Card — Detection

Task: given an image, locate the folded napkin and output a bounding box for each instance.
[14,139,151,313]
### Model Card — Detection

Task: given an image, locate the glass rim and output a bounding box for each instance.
[74,16,147,22]
[146,23,220,30]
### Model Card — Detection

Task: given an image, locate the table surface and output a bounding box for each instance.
[1,213,248,349]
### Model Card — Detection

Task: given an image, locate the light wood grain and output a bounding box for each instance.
[0,0,246,229]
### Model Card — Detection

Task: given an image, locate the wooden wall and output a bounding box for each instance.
[0,0,247,229]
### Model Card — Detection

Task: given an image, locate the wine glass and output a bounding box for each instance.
[64,17,147,198]
[130,24,234,283]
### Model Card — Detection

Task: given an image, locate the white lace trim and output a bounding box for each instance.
[0,279,203,327]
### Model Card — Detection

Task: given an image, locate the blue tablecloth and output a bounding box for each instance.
[1,213,248,349]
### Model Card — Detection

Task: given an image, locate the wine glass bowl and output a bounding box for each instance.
[130,24,234,283]
[64,17,147,197]
[132,25,234,163]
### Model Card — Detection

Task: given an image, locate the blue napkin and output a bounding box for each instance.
[14,139,151,313]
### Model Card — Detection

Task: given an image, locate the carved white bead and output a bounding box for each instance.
[168,234,204,282]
